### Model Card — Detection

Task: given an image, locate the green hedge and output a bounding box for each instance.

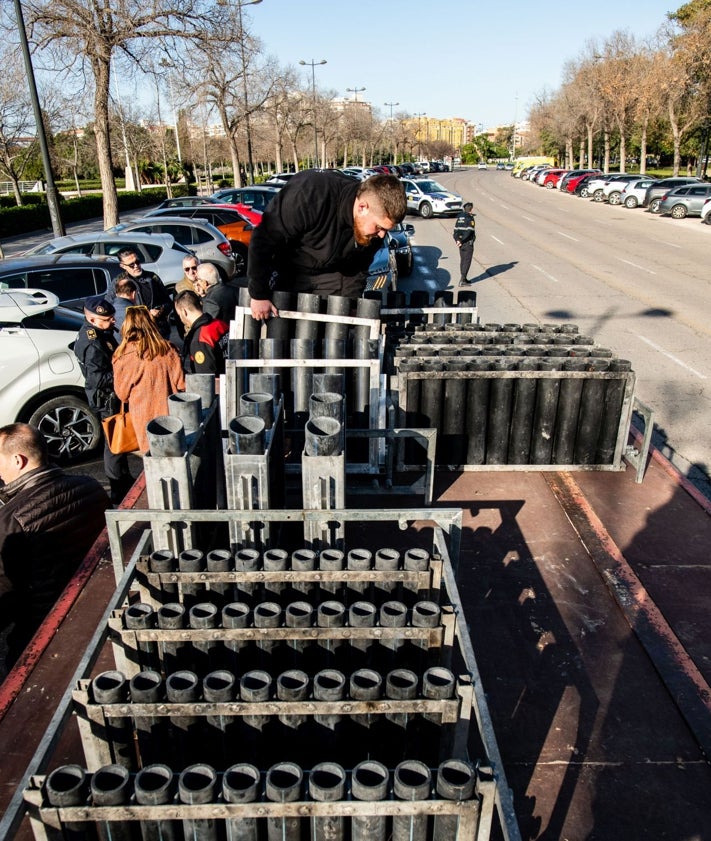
[0,185,197,239]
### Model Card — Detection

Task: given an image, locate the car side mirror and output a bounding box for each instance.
[404,224,415,236]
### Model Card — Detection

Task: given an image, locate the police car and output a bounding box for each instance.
[401,178,463,218]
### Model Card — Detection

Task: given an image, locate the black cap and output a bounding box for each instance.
[84,296,115,316]
[463,202,473,211]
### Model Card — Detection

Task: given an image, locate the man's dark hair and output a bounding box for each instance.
[115,276,138,297]
[117,248,139,263]
[175,289,203,312]
[0,423,49,465]
[357,174,407,223]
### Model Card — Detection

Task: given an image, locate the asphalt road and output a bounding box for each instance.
[400,168,711,496]
[5,174,710,497]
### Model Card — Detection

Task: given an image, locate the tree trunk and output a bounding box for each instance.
[669,103,681,176]
[91,56,119,229]
[618,121,626,173]
[604,129,611,173]
[640,118,648,175]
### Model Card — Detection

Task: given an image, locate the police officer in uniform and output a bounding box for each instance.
[73,296,133,504]
[453,201,476,284]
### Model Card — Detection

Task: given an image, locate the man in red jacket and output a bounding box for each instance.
[174,290,229,375]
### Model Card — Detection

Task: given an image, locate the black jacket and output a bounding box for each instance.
[453,210,476,245]
[202,279,242,324]
[247,170,380,299]
[0,465,110,659]
[73,320,120,416]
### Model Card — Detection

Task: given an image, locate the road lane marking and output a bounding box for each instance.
[491,235,505,244]
[532,264,559,283]
[558,231,579,241]
[617,258,656,275]
[636,334,707,379]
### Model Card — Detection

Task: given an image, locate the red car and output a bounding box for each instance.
[213,202,262,227]
[541,169,569,189]
[560,169,603,194]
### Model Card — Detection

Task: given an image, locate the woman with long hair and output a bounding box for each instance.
[113,306,185,453]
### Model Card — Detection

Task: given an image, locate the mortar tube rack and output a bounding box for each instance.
[394,365,636,472]
[226,307,386,473]
[23,766,497,841]
[223,397,286,548]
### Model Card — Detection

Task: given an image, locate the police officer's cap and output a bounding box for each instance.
[463,202,474,211]
[85,295,115,316]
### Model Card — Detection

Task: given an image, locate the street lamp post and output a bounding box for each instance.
[413,112,425,159]
[299,59,327,168]
[384,101,399,163]
[158,59,182,164]
[346,86,365,102]
[237,0,262,185]
[13,0,64,236]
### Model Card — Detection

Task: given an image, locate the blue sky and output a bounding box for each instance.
[245,0,678,129]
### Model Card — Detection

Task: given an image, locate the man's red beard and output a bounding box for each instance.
[353,215,377,246]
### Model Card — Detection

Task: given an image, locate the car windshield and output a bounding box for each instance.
[417,180,446,194]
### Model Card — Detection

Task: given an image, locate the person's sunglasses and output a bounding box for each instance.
[121,261,141,269]
[185,265,199,272]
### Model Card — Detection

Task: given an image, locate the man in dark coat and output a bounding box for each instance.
[195,261,241,324]
[247,171,407,320]
[0,423,110,674]
[453,201,477,284]
[73,296,133,504]
[109,248,172,337]
[174,290,228,375]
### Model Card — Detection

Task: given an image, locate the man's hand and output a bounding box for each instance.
[250,298,279,321]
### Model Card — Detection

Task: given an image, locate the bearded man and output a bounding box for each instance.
[246,171,406,320]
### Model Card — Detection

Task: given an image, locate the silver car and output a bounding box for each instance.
[658,183,711,218]
[108,217,236,279]
[24,231,192,288]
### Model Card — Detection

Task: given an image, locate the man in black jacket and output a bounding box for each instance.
[247,171,407,320]
[110,248,172,337]
[453,201,477,284]
[0,423,110,674]
[73,296,133,504]
[195,261,241,324]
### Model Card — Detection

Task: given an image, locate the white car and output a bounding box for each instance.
[401,178,462,218]
[24,232,193,289]
[0,288,100,461]
[477,162,488,170]
[619,177,659,209]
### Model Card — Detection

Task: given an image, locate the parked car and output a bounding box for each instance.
[401,178,462,218]
[366,232,399,295]
[541,169,569,189]
[265,172,297,186]
[477,162,488,170]
[108,217,236,279]
[211,185,280,211]
[586,174,639,202]
[658,183,711,218]
[599,175,642,203]
[141,207,255,273]
[154,196,222,209]
[699,196,711,223]
[0,254,122,309]
[24,231,192,289]
[0,287,100,462]
[618,177,658,209]
[644,177,704,213]
[389,222,415,277]
[398,163,416,177]
[559,169,602,193]
[339,167,368,180]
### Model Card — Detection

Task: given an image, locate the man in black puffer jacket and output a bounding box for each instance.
[0,423,111,674]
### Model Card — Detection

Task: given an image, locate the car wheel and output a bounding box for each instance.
[670,204,688,219]
[649,198,662,214]
[608,191,622,205]
[579,186,590,198]
[593,189,605,202]
[624,195,638,208]
[28,394,102,463]
[230,242,247,275]
[545,182,555,189]
[419,202,433,219]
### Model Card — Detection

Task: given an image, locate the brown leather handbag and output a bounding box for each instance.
[101,403,138,454]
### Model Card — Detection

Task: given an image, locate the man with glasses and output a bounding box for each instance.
[111,248,172,337]
[176,256,201,295]
[247,171,407,320]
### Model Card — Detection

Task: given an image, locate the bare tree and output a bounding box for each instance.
[0,45,40,204]
[23,0,225,226]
